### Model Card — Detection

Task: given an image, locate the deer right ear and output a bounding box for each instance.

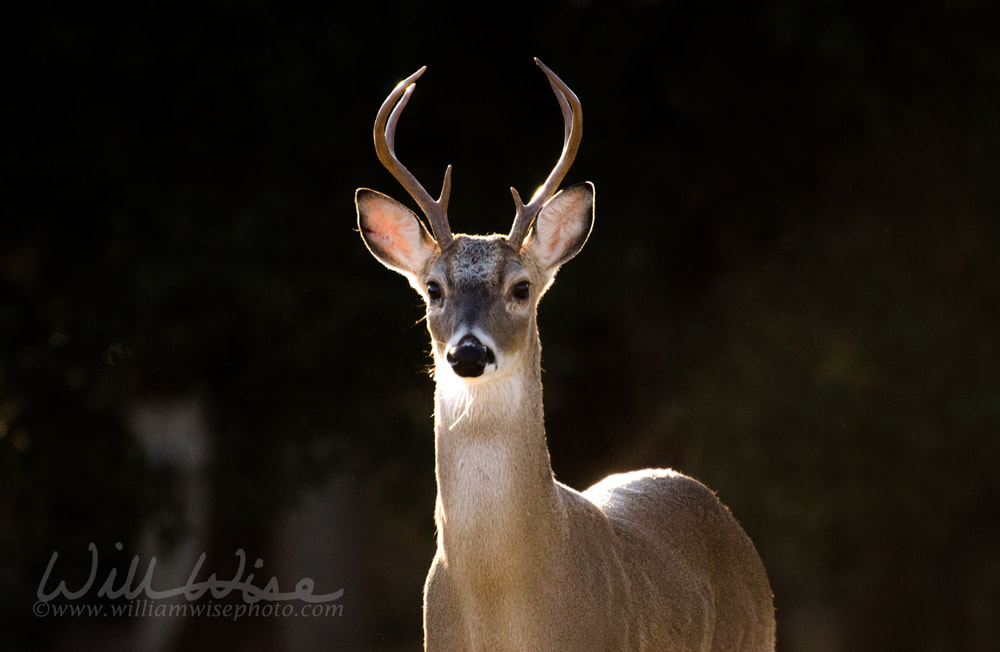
[357,188,439,277]
[523,182,594,272]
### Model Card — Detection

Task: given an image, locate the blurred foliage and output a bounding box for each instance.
[1,0,998,650]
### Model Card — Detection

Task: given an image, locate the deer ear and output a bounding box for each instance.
[357,189,439,276]
[523,182,594,271]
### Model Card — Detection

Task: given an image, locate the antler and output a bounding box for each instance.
[374,67,454,247]
[507,59,583,249]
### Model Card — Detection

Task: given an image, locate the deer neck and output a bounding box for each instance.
[432,333,564,583]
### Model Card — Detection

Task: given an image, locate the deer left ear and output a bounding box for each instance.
[523,182,594,271]
[357,188,439,277]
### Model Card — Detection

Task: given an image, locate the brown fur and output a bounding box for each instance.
[359,179,775,651]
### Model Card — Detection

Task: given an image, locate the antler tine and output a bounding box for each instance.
[374,67,454,247]
[508,58,583,248]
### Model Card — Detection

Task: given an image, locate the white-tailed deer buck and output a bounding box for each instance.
[356,59,776,651]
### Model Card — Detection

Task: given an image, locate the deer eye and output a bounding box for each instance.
[511,280,531,301]
[427,280,443,302]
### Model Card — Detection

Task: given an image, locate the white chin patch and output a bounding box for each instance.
[435,355,525,432]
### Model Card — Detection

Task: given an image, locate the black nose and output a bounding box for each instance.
[446,335,496,378]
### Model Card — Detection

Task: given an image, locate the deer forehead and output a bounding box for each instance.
[436,235,529,285]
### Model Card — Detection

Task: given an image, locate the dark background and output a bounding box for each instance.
[2,1,998,650]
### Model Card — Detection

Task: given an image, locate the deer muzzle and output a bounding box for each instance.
[446,334,496,378]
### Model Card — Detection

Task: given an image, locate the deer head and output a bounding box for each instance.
[356,59,593,382]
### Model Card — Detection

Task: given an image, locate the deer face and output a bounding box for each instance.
[357,183,594,381]
[425,236,532,379]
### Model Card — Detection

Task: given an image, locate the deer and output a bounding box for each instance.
[355,59,776,651]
